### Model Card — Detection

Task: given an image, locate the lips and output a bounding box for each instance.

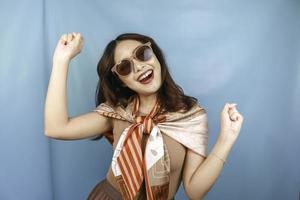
[137,69,153,82]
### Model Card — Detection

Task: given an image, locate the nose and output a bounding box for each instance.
[132,59,145,73]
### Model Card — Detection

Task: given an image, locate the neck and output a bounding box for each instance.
[138,93,158,114]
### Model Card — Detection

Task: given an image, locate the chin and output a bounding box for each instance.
[137,90,158,96]
[130,78,162,96]
[138,86,161,96]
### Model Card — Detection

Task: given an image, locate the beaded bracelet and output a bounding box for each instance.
[211,153,226,165]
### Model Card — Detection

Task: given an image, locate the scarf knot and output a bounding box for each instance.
[135,115,155,135]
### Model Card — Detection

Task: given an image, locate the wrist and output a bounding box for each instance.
[53,56,71,65]
[216,136,235,152]
[218,132,237,146]
[53,58,70,67]
[209,136,234,165]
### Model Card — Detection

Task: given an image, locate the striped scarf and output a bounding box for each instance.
[94,95,208,200]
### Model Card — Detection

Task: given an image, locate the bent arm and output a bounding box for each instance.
[44,59,112,140]
[183,136,234,200]
[45,111,112,140]
[44,59,70,134]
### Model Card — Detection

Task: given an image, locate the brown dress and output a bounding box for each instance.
[87,112,187,200]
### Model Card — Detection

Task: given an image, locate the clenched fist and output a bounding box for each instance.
[52,32,84,63]
[219,103,244,144]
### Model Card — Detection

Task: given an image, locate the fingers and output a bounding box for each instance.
[59,32,83,45]
[67,33,74,42]
[222,103,244,122]
[59,33,70,45]
[74,33,84,51]
[230,107,243,122]
[229,105,238,121]
[235,112,243,122]
[229,106,238,121]
[74,32,83,41]
[59,34,67,45]
[222,103,236,114]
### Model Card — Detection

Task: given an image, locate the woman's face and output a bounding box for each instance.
[113,39,162,96]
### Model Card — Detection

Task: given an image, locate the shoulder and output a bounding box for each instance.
[191,102,207,113]
[94,102,124,125]
[192,103,208,123]
[95,102,135,129]
[94,101,117,112]
[182,103,207,117]
[162,103,207,122]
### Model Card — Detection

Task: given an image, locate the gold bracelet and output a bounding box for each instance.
[211,153,226,165]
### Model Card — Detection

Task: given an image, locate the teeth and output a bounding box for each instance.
[138,70,152,81]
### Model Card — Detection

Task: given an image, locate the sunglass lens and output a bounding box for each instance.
[116,59,131,76]
[136,46,153,61]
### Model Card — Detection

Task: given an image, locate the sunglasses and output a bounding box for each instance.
[111,41,153,76]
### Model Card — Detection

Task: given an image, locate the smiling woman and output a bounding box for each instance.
[93,33,197,115]
[44,32,244,200]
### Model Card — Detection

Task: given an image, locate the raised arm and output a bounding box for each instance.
[183,103,244,199]
[44,32,111,140]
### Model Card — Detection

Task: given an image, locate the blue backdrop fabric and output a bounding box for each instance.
[0,0,299,199]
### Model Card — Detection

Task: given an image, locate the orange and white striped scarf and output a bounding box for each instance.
[94,95,208,200]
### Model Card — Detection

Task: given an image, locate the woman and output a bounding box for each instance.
[44,32,244,200]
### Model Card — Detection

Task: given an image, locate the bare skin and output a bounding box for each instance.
[44,33,112,140]
[44,33,244,199]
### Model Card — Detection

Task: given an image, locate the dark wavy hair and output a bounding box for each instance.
[92,33,197,140]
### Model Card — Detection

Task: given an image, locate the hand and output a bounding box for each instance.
[52,32,84,63]
[219,103,244,144]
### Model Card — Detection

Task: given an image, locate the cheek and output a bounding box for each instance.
[118,75,135,87]
[153,59,161,76]
[155,65,162,81]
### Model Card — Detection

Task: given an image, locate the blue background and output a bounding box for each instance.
[0,0,299,199]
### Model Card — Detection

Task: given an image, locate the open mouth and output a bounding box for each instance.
[138,69,154,84]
